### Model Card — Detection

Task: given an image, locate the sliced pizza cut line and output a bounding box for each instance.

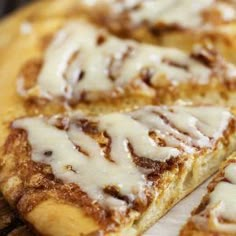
[1,105,236,235]
[180,152,236,236]
[17,20,236,111]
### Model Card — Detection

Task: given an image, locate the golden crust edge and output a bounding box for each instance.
[0,131,235,236]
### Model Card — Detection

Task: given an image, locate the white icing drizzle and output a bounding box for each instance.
[13,117,146,210]
[130,106,231,150]
[12,106,231,211]
[208,162,236,233]
[225,163,236,184]
[82,0,236,28]
[217,2,236,21]
[210,181,236,222]
[98,113,180,161]
[193,162,236,233]
[33,21,213,100]
[20,21,32,35]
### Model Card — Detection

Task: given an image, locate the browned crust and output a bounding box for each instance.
[18,44,236,116]
[1,129,116,230]
[0,113,235,235]
[0,121,180,231]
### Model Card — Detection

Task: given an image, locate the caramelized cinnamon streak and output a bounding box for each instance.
[2,106,235,232]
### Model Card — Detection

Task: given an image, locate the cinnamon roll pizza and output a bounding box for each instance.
[0,1,236,236]
[80,0,236,64]
[0,106,236,235]
[181,152,236,236]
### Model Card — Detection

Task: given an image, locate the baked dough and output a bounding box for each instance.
[0,2,236,236]
[0,2,236,116]
[12,19,236,113]
[0,106,236,236]
[80,0,236,64]
[180,152,236,236]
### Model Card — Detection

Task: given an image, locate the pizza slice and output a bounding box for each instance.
[14,20,236,114]
[0,105,235,236]
[180,152,236,236]
[80,0,236,64]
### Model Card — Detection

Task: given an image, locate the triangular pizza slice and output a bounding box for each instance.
[0,105,235,235]
[16,20,236,114]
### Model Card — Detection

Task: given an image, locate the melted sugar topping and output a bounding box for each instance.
[207,162,236,232]
[21,21,232,102]
[13,106,232,211]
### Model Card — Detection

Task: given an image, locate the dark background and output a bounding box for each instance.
[0,0,31,18]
